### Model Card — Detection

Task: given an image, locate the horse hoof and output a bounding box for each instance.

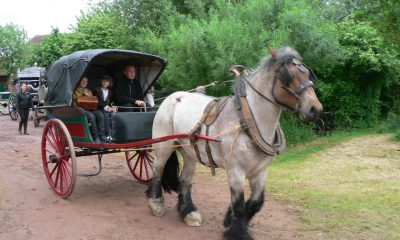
[184,211,202,227]
[148,198,165,217]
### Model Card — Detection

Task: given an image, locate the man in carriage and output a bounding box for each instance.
[114,64,146,112]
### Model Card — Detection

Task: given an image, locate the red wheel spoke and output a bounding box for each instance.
[62,160,72,180]
[45,134,58,153]
[59,167,64,193]
[128,152,139,162]
[54,125,64,152]
[62,151,71,160]
[61,163,70,191]
[63,159,72,168]
[143,155,149,179]
[48,126,60,151]
[49,161,60,177]
[147,153,154,160]
[54,164,61,187]
[132,154,140,172]
[44,148,56,155]
[139,154,143,178]
[144,153,154,164]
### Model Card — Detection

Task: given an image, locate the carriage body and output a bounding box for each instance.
[44,49,167,144]
[40,49,218,198]
[17,65,46,105]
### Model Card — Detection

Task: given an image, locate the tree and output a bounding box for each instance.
[319,18,399,126]
[29,28,65,67]
[63,10,126,53]
[0,23,28,74]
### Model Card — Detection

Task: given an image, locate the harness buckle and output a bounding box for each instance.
[239,119,249,130]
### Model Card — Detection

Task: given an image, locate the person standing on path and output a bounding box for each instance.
[15,83,33,135]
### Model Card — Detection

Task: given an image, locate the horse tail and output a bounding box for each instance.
[161,151,180,193]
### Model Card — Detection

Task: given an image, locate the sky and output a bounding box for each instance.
[0,0,97,38]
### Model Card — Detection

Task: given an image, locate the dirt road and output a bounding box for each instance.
[0,115,300,240]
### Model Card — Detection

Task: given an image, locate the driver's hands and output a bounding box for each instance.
[134,100,145,107]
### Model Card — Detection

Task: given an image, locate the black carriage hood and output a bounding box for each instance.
[45,49,167,106]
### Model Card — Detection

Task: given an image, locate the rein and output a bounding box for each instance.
[243,75,281,108]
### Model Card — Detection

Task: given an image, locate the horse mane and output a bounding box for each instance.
[252,46,303,77]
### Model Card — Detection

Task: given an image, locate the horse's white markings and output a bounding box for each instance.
[148,197,165,217]
[184,211,202,227]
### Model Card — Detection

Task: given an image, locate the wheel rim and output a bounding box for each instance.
[0,101,9,115]
[10,110,18,120]
[41,119,76,198]
[126,150,153,183]
[7,96,14,115]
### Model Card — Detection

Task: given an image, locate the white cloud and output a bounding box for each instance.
[0,0,95,38]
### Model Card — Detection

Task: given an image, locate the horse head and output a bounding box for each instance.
[267,47,322,120]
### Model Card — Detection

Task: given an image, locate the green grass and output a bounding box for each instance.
[268,129,400,240]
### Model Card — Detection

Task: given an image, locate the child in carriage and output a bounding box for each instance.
[94,75,117,142]
[73,76,106,143]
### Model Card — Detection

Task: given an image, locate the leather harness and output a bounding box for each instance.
[188,65,286,176]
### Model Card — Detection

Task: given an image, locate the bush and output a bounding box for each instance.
[377,112,400,141]
[279,112,317,146]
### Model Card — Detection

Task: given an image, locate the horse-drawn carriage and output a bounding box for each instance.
[40,49,220,198]
[41,47,323,240]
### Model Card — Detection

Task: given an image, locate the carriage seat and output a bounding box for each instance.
[111,111,156,143]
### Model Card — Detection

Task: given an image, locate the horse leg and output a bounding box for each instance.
[178,152,202,226]
[245,170,267,224]
[224,170,267,227]
[223,172,253,240]
[146,146,178,217]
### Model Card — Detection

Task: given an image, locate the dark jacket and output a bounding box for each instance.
[15,91,33,109]
[94,87,114,110]
[114,75,144,106]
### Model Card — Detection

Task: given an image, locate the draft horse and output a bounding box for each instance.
[146,47,323,239]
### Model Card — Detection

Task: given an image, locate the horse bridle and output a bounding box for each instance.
[243,57,317,112]
[279,58,316,98]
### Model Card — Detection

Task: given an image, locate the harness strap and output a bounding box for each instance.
[189,99,219,169]
[232,66,286,156]
[239,96,278,155]
[189,97,230,176]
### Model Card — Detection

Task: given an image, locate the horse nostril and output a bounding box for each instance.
[309,105,321,119]
[310,106,317,115]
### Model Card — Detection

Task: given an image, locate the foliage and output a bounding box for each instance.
[377,112,400,141]
[279,112,316,146]
[5,0,400,133]
[63,10,126,53]
[272,0,342,73]
[28,28,65,67]
[319,18,399,127]
[0,23,28,74]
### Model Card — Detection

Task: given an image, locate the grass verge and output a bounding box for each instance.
[268,129,400,239]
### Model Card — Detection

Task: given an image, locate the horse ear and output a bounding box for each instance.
[268,47,278,57]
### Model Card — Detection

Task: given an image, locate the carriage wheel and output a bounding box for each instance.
[126,150,153,183]
[0,102,9,115]
[9,109,18,121]
[8,96,18,121]
[41,119,77,198]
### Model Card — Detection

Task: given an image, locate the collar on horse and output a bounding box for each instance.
[231,65,286,156]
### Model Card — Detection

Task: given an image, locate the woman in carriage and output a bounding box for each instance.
[73,76,106,143]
